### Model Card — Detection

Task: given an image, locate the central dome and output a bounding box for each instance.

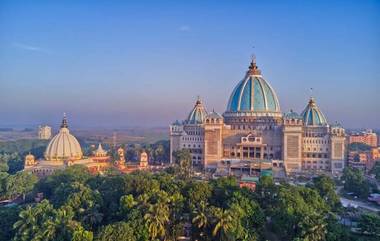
[44,115,83,161]
[225,59,280,115]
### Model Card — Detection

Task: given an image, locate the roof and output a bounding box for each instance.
[226,60,280,113]
[241,176,259,183]
[44,115,83,161]
[284,109,302,119]
[186,97,208,124]
[301,97,328,126]
[206,111,223,119]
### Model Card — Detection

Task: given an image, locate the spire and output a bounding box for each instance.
[248,54,261,75]
[97,143,104,151]
[60,113,68,128]
[195,96,202,105]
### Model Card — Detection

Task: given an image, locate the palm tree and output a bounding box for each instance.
[144,202,170,240]
[192,201,209,239]
[82,206,103,229]
[13,206,37,241]
[154,145,165,163]
[43,207,75,240]
[13,200,58,241]
[211,208,234,241]
[192,201,208,229]
[299,213,327,241]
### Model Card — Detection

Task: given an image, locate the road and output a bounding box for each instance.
[340,197,380,212]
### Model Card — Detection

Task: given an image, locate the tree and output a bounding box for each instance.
[153,144,165,163]
[370,161,380,182]
[271,186,328,241]
[342,167,370,198]
[310,175,340,211]
[210,207,234,241]
[36,165,91,199]
[13,200,92,241]
[173,149,192,179]
[0,172,9,198]
[5,171,37,200]
[325,215,352,241]
[144,202,170,240]
[0,206,19,241]
[358,213,380,236]
[72,226,93,241]
[13,200,56,241]
[96,222,136,241]
[7,158,24,174]
[187,181,212,209]
[63,184,103,230]
[192,201,209,231]
[256,175,277,213]
[227,190,264,240]
[298,212,327,241]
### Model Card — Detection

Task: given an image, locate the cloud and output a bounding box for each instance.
[12,42,51,54]
[178,25,191,32]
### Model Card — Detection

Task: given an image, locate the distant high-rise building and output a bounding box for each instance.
[349,129,378,147]
[38,125,52,139]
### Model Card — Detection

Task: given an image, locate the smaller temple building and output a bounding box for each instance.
[24,114,149,177]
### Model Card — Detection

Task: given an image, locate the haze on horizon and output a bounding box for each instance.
[0,0,379,129]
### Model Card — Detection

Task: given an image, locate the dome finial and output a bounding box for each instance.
[308,88,316,105]
[248,50,261,75]
[196,95,202,105]
[61,113,68,128]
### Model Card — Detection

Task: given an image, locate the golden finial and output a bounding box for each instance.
[61,112,68,128]
[248,47,261,75]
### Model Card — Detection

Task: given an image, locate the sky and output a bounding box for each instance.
[0,0,379,129]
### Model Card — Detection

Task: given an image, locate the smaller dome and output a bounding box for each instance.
[25,153,35,160]
[207,110,223,120]
[172,120,182,125]
[284,109,302,119]
[301,97,328,126]
[186,97,208,124]
[331,121,342,128]
[25,153,35,166]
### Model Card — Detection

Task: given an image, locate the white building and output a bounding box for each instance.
[38,125,52,140]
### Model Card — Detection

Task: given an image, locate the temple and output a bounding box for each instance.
[170,57,346,174]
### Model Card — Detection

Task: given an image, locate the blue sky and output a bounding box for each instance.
[0,0,379,128]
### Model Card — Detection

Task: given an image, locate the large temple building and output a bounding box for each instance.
[170,58,346,174]
[24,114,149,177]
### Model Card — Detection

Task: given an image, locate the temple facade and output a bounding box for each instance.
[170,58,346,174]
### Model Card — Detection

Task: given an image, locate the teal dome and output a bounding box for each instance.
[226,60,280,114]
[284,110,302,119]
[206,111,223,120]
[301,98,328,126]
[186,97,208,124]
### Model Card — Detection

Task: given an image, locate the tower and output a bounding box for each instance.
[139,151,148,168]
[204,111,224,168]
[38,125,52,139]
[330,123,346,173]
[116,146,126,165]
[283,110,303,173]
